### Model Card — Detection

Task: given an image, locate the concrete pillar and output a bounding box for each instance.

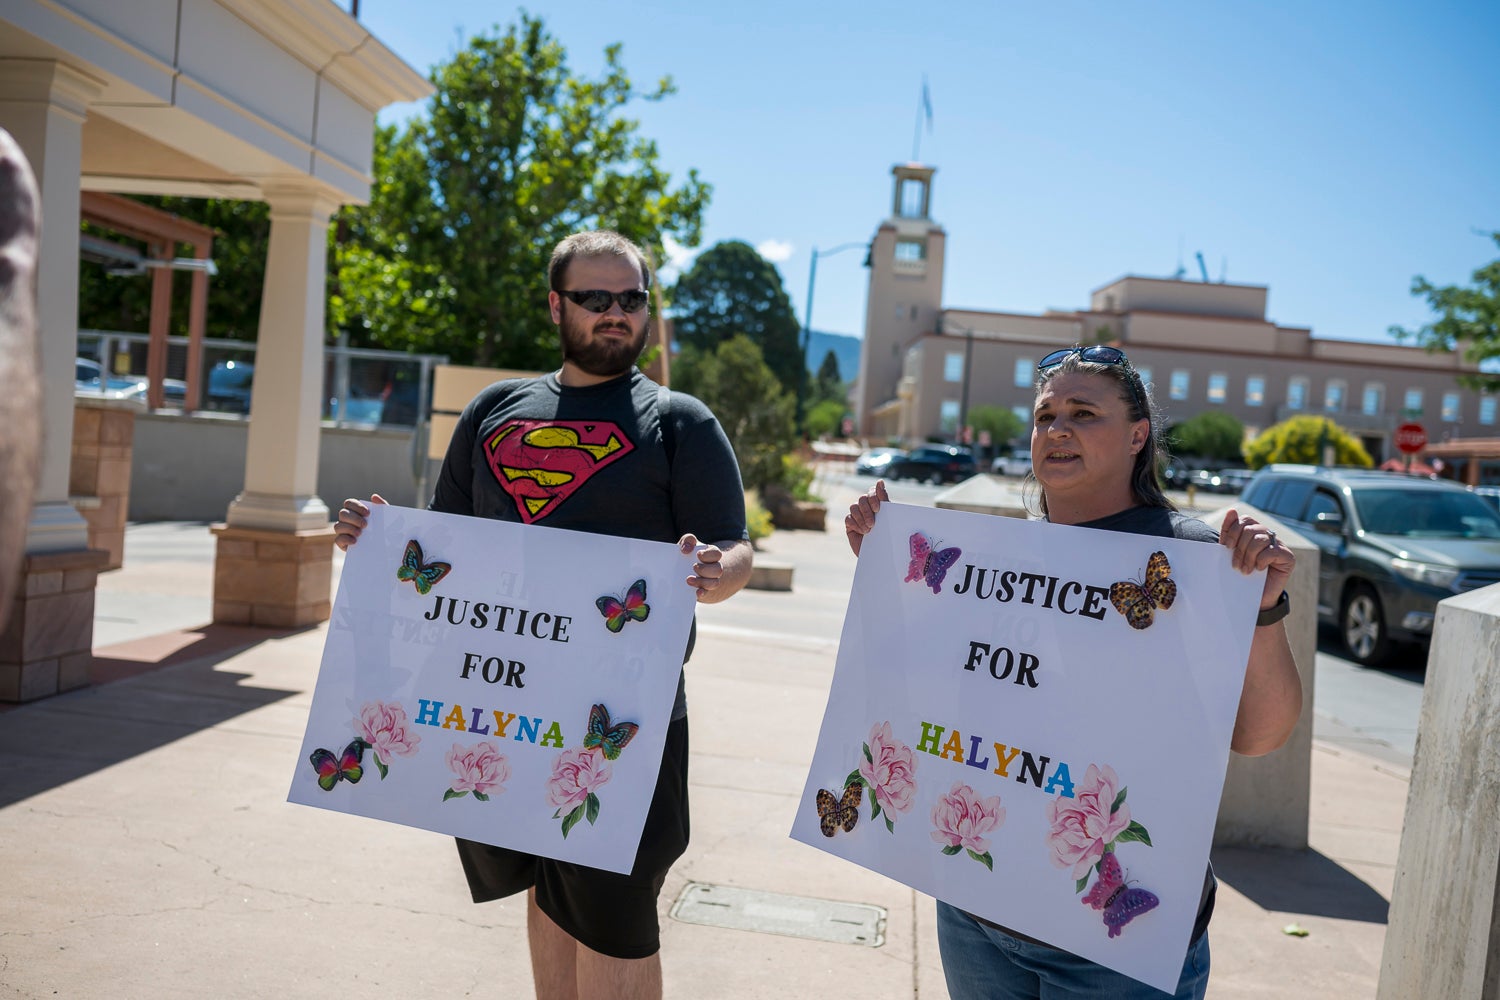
[1378,585,1500,999]
[1200,506,1317,849]
[0,59,103,554]
[213,183,339,627]
[0,60,109,702]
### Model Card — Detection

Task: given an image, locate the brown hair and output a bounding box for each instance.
[1025,351,1176,518]
[548,230,652,292]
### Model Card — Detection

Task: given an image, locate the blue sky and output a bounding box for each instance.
[356,1,1498,347]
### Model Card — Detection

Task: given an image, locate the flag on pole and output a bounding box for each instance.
[921,75,934,131]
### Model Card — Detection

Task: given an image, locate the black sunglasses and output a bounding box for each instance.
[1037,346,1145,413]
[559,289,650,314]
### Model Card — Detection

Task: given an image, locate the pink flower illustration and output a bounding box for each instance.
[352,701,421,777]
[547,747,614,812]
[931,781,1005,866]
[858,721,918,822]
[1046,763,1132,880]
[444,740,510,801]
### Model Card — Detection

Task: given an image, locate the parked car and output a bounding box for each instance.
[854,446,906,477]
[1186,469,1223,493]
[1471,486,1500,513]
[1215,468,1255,495]
[886,445,978,485]
[206,360,254,413]
[991,449,1033,477]
[1241,466,1500,665]
[74,357,187,406]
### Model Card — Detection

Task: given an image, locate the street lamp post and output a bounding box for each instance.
[798,241,867,431]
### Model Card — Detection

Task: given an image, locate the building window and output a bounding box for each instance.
[945,352,964,383]
[1014,357,1033,388]
[1324,380,1346,412]
[894,239,925,262]
[1403,388,1424,416]
[1442,392,1461,422]
[1287,377,1308,411]
[1207,373,1228,404]
[899,178,927,218]
[1012,405,1032,429]
[1482,396,1497,426]
[1362,382,1384,416]
[940,399,961,433]
[1135,366,1152,392]
[1245,376,1265,407]
[1169,370,1190,401]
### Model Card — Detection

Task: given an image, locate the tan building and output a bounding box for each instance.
[855,165,1491,471]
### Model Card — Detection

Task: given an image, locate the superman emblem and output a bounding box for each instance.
[484,420,636,523]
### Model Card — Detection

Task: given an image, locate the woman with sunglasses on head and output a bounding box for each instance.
[845,345,1301,1000]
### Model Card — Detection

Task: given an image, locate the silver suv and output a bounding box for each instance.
[1241,465,1500,665]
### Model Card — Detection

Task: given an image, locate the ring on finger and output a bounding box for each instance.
[1267,529,1277,547]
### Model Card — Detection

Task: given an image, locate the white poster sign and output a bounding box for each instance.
[792,502,1263,993]
[288,505,697,874]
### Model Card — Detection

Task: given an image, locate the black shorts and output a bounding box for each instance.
[455,715,690,960]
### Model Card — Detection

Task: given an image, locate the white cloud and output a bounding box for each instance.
[756,239,795,263]
[661,234,697,272]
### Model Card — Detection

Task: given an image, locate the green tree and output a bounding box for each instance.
[1166,410,1246,462]
[1243,415,1373,469]
[346,15,709,367]
[1391,232,1500,392]
[812,349,844,404]
[672,335,795,489]
[669,240,803,394]
[967,405,1027,449]
[805,399,847,438]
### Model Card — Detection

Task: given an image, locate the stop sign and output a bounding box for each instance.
[1395,423,1427,454]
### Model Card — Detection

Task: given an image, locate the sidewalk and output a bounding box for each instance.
[0,482,1403,998]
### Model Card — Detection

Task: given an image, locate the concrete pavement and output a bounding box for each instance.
[0,478,1405,998]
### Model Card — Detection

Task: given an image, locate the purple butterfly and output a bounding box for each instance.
[906,532,961,594]
[1083,851,1159,938]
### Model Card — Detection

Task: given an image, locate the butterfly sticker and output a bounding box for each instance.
[1083,850,1159,938]
[596,578,650,633]
[906,532,962,595]
[815,780,863,837]
[309,739,366,792]
[396,539,452,595]
[1109,550,1177,630]
[582,703,639,760]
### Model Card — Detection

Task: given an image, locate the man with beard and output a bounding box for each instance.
[334,230,752,1000]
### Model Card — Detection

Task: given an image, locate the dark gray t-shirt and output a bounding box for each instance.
[428,369,748,719]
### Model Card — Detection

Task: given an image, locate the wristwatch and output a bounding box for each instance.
[1256,590,1290,627]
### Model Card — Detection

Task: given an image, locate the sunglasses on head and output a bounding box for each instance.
[1037,346,1145,413]
[558,289,650,314]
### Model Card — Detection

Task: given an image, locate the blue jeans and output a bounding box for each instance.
[935,901,1210,999]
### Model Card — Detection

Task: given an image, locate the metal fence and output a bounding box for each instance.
[76,330,447,429]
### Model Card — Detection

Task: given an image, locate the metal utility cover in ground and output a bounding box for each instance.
[669,882,886,947]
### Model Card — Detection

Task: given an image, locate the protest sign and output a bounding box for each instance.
[792,502,1263,993]
[288,504,697,874]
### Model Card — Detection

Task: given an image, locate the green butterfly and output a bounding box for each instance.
[396,539,451,595]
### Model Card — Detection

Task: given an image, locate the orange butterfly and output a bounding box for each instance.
[815,780,862,837]
[1109,550,1177,630]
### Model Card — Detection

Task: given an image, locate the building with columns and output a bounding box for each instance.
[854,165,1492,478]
[0,1,430,701]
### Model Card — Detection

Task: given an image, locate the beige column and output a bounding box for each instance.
[0,60,109,702]
[213,183,339,627]
[0,59,103,554]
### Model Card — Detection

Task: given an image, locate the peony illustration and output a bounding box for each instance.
[443,740,510,802]
[352,700,422,779]
[851,720,918,833]
[1045,763,1140,882]
[931,780,1005,870]
[548,746,615,838]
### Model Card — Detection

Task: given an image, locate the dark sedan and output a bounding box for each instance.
[885,445,977,485]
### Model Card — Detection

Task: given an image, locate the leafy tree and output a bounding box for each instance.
[1390,232,1500,392]
[805,399,847,438]
[344,15,709,367]
[669,240,803,394]
[672,335,795,489]
[1243,415,1373,469]
[1166,410,1245,462]
[967,405,1027,449]
[812,349,843,403]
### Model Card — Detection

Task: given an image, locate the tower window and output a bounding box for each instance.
[899,178,928,218]
[894,239,926,262]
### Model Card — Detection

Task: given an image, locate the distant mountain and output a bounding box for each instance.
[804,329,862,381]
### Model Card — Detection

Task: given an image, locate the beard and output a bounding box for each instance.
[558,302,650,378]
